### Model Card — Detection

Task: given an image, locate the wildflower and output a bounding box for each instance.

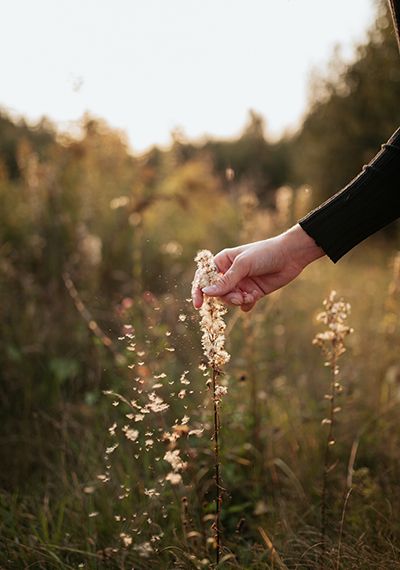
[162,431,179,445]
[163,449,187,471]
[166,472,182,484]
[147,392,169,413]
[189,427,204,438]
[194,250,230,372]
[122,426,139,442]
[313,291,353,565]
[214,384,228,402]
[105,443,119,454]
[194,250,230,565]
[120,533,133,547]
[144,488,159,498]
[172,424,189,437]
[180,370,190,384]
[313,291,353,375]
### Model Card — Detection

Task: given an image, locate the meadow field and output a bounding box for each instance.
[1,137,400,569]
[2,5,400,562]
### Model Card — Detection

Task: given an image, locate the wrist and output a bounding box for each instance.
[280,224,326,270]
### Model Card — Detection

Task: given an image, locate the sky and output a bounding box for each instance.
[0,0,377,154]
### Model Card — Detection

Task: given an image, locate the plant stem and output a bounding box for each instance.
[320,352,337,568]
[212,367,221,566]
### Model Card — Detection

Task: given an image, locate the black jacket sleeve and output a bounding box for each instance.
[299,128,400,262]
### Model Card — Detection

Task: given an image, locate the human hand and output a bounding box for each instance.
[192,224,325,312]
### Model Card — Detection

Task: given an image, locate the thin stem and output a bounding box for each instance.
[212,367,221,566]
[320,351,337,569]
[337,488,352,570]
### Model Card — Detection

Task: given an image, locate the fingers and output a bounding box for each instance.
[191,248,261,310]
[202,257,248,298]
[192,283,259,311]
[218,288,259,310]
[241,301,256,312]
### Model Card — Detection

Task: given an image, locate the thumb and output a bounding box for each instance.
[202,258,248,297]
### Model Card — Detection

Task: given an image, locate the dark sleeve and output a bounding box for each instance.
[299,128,400,263]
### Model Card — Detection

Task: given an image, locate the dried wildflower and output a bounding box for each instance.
[106,443,119,454]
[194,250,230,372]
[122,426,139,442]
[144,488,159,498]
[194,250,231,566]
[172,424,189,438]
[180,370,190,384]
[163,449,187,472]
[154,372,167,379]
[97,474,110,483]
[120,533,133,547]
[147,392,169,413]
[214,384,228,402]
[162,431,179,445]
[313,291,353,565]
[166,472,182,485]
[313,291,353,376]
[189,427,204,437]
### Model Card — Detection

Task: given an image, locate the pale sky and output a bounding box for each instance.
[0,0,376,153]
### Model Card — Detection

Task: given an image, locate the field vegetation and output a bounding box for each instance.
[2,1,400,568]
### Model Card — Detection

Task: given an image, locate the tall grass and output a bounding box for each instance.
[2,122,400,568]
[3,245,400,569]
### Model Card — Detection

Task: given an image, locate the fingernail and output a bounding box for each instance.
[231,298,241,306]
[202,285,217,295]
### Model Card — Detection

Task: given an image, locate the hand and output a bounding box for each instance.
[192,224,325,312]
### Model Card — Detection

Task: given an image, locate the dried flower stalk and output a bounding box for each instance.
[313,291,353,568]
[194,250,230,373]
[194,250,230,565]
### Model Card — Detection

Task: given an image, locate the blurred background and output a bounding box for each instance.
[2,0,400,567]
